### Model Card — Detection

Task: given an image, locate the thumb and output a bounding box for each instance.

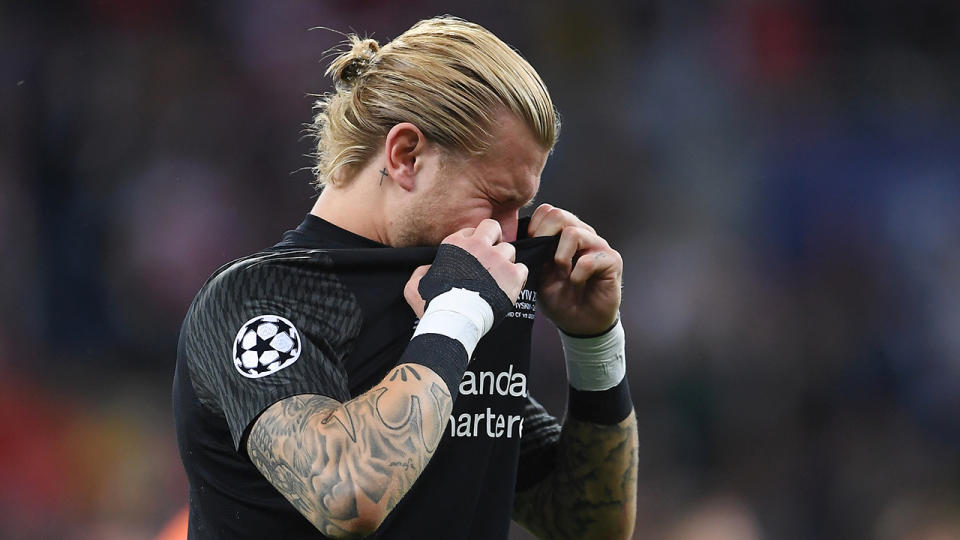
[404,265,431,318]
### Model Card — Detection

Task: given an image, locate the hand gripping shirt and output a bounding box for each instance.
[173,215,562,539]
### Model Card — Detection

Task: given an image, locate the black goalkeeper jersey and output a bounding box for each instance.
[173,214,563,539]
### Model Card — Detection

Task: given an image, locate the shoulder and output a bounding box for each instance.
[180,249,363,419]
[193,249,355,317]
[184,249,364,363]
[199,249,336,299]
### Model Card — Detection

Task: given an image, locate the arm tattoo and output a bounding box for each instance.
[247,364,453,537]
[513,413,639,539]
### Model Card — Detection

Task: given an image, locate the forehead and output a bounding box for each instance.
[457,112,549,201]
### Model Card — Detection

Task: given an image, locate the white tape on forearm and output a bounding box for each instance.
[413,288,494,360]
[560,320,626,391]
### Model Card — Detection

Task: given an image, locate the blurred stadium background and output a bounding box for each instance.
[3,1,960,538]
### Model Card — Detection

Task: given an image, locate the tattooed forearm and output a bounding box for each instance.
[247,364,453,538]
[513,413,639,539]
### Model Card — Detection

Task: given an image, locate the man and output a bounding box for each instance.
[174,16,638,539]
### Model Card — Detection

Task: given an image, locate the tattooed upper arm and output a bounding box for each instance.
[512,413,639,540]
[247,394,349,536]
[246,364,453,538]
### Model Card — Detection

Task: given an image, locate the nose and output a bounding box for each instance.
[497,211,519,243]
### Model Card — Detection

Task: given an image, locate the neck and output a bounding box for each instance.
[310,162,392,245]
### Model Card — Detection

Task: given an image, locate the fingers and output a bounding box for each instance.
[471,219,503,245]
[570,250,622,285]
[528,203,556,236]
[528,204,596,238]
[437,219,525,304]
[554,225,607,268]
[512,262,530,298]
[492,241,516,263]
[408,264,430,283]
[554,225,621,282]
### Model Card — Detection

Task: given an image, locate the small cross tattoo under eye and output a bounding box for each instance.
[379,168,388,186]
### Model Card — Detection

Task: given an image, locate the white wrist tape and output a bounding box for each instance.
[412,288,494,360]
[560,320,626,391]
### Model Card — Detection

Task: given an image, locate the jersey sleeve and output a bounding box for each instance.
[182,251,363,450]
[515,393,562,492]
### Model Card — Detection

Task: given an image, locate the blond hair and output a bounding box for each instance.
[311,16,559,187]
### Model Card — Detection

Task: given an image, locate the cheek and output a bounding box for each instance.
[444,204,493,231]
[420,206,489,245]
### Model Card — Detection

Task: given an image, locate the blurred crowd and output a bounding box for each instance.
[2,1,959,538]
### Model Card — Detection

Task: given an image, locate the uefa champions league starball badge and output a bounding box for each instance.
[233,315,302,378]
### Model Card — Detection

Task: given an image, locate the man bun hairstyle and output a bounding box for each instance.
[311,16,560,188]
[328,37,380,89]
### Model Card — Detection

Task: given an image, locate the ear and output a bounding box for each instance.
[384,122,427,192]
